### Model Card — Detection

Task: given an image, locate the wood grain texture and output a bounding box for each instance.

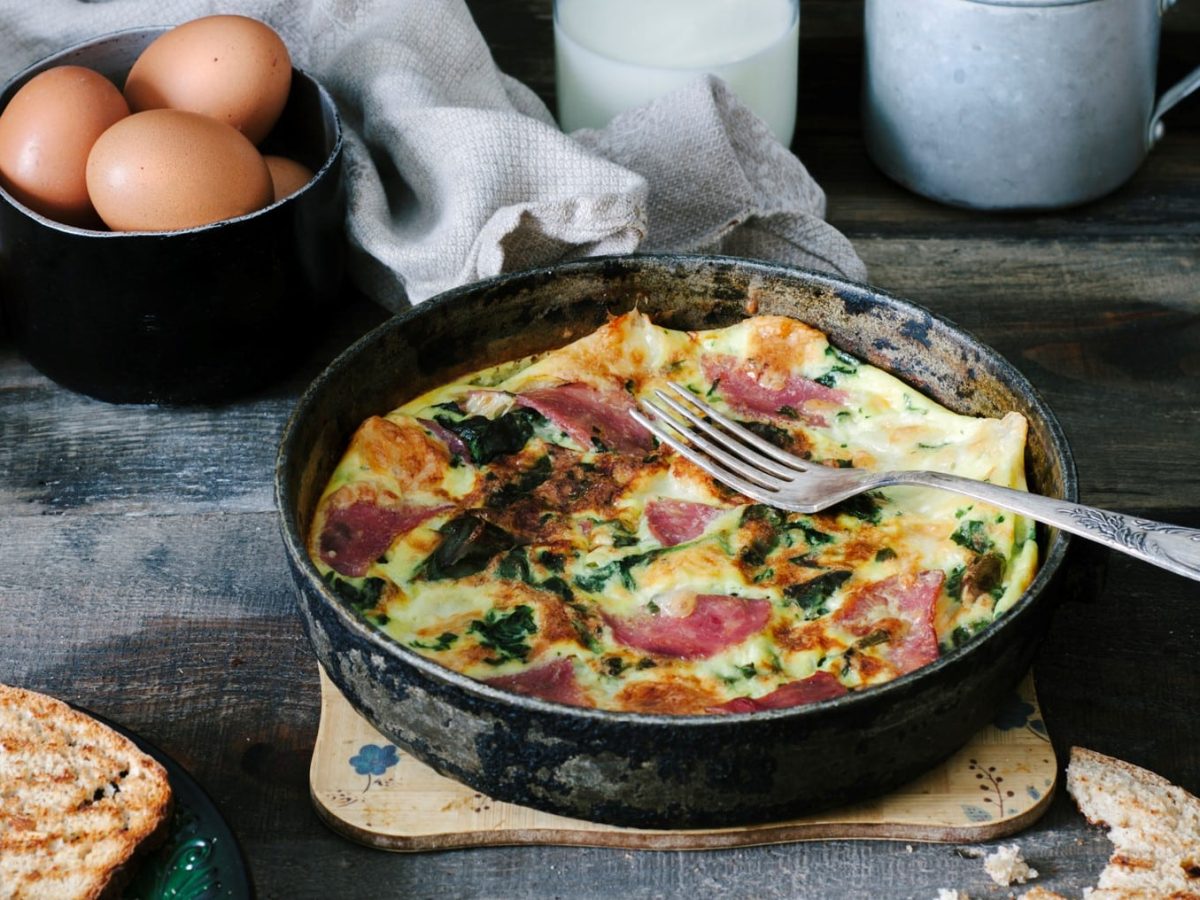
[311,669,1057,851]
[1,1,1197,897]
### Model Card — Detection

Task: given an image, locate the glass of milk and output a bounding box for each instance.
[554,0,800,146]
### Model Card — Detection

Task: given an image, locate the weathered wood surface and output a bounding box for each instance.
[1,2,1198,897]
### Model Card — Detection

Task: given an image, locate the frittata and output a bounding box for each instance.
[309,312,1038,714]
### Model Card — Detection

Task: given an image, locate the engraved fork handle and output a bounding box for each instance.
[881,470,1200,583]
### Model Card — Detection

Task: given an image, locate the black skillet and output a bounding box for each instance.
[276,254,1078,829]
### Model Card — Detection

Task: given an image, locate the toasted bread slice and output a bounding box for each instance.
[0,684,173,900]
[1018,889,1069,900]
[1066,746,1200,900]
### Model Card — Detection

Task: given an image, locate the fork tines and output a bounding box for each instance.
[629,382,806,502]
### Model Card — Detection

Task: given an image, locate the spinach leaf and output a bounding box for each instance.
[566,618,600,655]
[825,344,860,368]
[740,534,779,568]
[433,407,544,464]
[826,491,883,525]
[469,605,537,665]
[817,366,858,388]
[784,570,852,619]
[323,572,388,626]
[410,632,458,652]
[855,628,891,649]
[540,576,575,602]
[324,571,386,610]
[741,504,787,530]
[419,514,517,581]
[740,506,837,564]
[603,656,627,677]
[496,547,531,582]
[945,564,966,601]
[584,517,640,548]
[497,547,575,602]
[572,547,667,593]
[572,563,622,594]
[537,550,566,572]
[941,619,991,653]
[739,420,794,450]
[738,504,789,567]
[946,625,971,650]
[951,518,994,555]
[567,600,601,653]
[789,519,833,546]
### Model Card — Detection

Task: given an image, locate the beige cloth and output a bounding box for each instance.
[2,0,867,310]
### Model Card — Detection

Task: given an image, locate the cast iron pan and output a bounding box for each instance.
[276,255,1078,829]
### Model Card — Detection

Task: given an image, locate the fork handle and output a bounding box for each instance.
[891,471,1200,583]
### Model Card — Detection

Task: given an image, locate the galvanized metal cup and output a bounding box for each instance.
[862,0,1200,210]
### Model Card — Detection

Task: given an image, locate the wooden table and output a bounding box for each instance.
[3,2,1197,896]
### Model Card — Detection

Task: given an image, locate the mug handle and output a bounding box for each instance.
[1149,1,1200,146]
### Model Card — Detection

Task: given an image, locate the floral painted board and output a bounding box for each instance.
[310,666,1055,851]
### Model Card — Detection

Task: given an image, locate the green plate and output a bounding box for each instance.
[81,711,254,899]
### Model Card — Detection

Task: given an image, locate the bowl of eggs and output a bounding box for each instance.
[0,16,345,404]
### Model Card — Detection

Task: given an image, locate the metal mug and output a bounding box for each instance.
[863,0,1200,210]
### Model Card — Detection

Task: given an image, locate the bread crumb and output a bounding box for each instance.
[956,846,985,859]
[984,844,1039,886]
[935,890,968,900]
[1019,888,1068,900]
[906,844,914,852]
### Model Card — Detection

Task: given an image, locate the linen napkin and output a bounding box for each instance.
[1,0,866,310]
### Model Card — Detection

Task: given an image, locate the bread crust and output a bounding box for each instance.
[1066,746,1200,900]
[0,684,174,900]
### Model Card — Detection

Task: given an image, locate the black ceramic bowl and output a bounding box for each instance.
[0,27,345,404]
[276,255,1078,829]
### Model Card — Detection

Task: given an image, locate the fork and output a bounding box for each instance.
[630,382,1200,583]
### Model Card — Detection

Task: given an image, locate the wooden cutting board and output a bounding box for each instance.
[310,667,1056,851]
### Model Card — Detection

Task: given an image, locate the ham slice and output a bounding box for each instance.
[645,498,726,547]
[486,657,591,707]
[605,594,771,660]
[319,499,449,577]
[711,671,847,714]
[702,354,845,426]
[835,571,945,674]
[515,382,653,454]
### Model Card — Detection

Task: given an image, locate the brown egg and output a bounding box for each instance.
[124,15,292,145]
[86,109,273,232]
[0,66,129,227]
[263,155,314,201]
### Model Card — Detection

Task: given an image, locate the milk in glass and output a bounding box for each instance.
[554,0,799,145]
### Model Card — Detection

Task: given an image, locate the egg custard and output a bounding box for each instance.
[309,312,1038,715]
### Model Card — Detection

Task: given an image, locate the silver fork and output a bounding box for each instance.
[630,382,1200,583]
